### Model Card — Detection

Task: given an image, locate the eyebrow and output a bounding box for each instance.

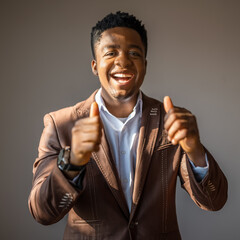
[129,44,144,53]
[103,44,143,53]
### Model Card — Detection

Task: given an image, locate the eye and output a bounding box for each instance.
[129,51,141,57]
[104,51,116,57]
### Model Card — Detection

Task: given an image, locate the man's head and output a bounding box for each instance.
[91,12,148,106]
[91,11,148,59]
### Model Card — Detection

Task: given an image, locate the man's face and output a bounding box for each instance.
[91,27,147,103]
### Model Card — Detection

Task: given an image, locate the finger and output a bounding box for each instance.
[167,120,189,140]
[77,131,102,144]
[164,107,191,122]
[76,142,100,153]
[171,129,188,145]
[81,124,101,132]
[73,120,101,132]
[164,96,174,113]
[74,116,101,128]
[90,102,99,117]
[164,112,190,130]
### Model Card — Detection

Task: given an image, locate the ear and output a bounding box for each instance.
[91,60,98,76]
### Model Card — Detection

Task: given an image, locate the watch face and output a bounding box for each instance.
[57,149,68,170]
[58,159,66,170]
[57,147,85,171]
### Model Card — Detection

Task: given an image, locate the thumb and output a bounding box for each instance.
[163,96,174,113]
[90,102,99,117]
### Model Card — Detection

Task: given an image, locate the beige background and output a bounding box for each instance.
[1,0,239,239]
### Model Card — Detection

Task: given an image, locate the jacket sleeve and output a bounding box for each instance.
[28,113,84,225]
[179,147,228,211]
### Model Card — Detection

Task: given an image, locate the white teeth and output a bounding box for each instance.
[113,73,132,78]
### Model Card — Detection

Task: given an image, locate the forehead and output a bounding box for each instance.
[96,27,144,52]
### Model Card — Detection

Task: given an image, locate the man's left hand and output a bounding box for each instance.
[163,96,206,167]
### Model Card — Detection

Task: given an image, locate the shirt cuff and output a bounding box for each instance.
[68,166,86,190]
[188,153,209,182]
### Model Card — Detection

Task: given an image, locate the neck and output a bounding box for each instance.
[101,93,139,118]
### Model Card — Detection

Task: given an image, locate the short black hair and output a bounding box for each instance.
[91,11,148,59]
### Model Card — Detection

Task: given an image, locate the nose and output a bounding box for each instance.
[114,52,132,68]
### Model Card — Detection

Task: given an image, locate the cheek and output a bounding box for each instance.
[137,63,146,78]
[98,61,106,70]
[97,63,112,86]
[98,60,112,73]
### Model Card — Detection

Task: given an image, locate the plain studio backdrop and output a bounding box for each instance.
[0,0,239,239]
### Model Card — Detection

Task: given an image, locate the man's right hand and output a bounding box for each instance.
[70,102,102,167]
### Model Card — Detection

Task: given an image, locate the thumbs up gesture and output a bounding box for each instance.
[70,102,102,168]
[164,96,205,166]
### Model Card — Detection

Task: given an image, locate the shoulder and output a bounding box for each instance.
[43,90,98,131]
[47,105,78,126]
[142,92,164,114]
[142,92,162,105]
[41,90,98,146]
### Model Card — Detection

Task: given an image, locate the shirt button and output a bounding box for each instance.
[121,151,126,155]
[123,178,128,184]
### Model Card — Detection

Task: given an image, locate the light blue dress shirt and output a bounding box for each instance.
[95,89,142,210]
[95,89,209,211]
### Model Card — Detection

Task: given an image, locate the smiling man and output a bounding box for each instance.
[91,26,146,117]
[29,12,227,239]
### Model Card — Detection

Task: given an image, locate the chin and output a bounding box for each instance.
[111,90,136,102]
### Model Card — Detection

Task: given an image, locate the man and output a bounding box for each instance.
[29,12,227,239]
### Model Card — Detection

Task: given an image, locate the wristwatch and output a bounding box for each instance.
[57,147,85,171]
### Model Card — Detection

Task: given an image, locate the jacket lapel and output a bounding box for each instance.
[92,131,130,219]
[76,90,129,219]
[130,94,161,221]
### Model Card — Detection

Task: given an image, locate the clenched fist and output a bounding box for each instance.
[70,102,102,167]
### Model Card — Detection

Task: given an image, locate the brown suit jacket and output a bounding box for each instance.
[28,91,227,240]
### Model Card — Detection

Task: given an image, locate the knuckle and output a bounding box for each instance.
[181,107,191,114]
[171,113,177,122]
[75,118,84,125]
[72,126,79,134]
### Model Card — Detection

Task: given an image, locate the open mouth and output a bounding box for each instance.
[111,73,134,84]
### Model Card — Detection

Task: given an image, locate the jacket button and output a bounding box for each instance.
[130,221,138,228]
